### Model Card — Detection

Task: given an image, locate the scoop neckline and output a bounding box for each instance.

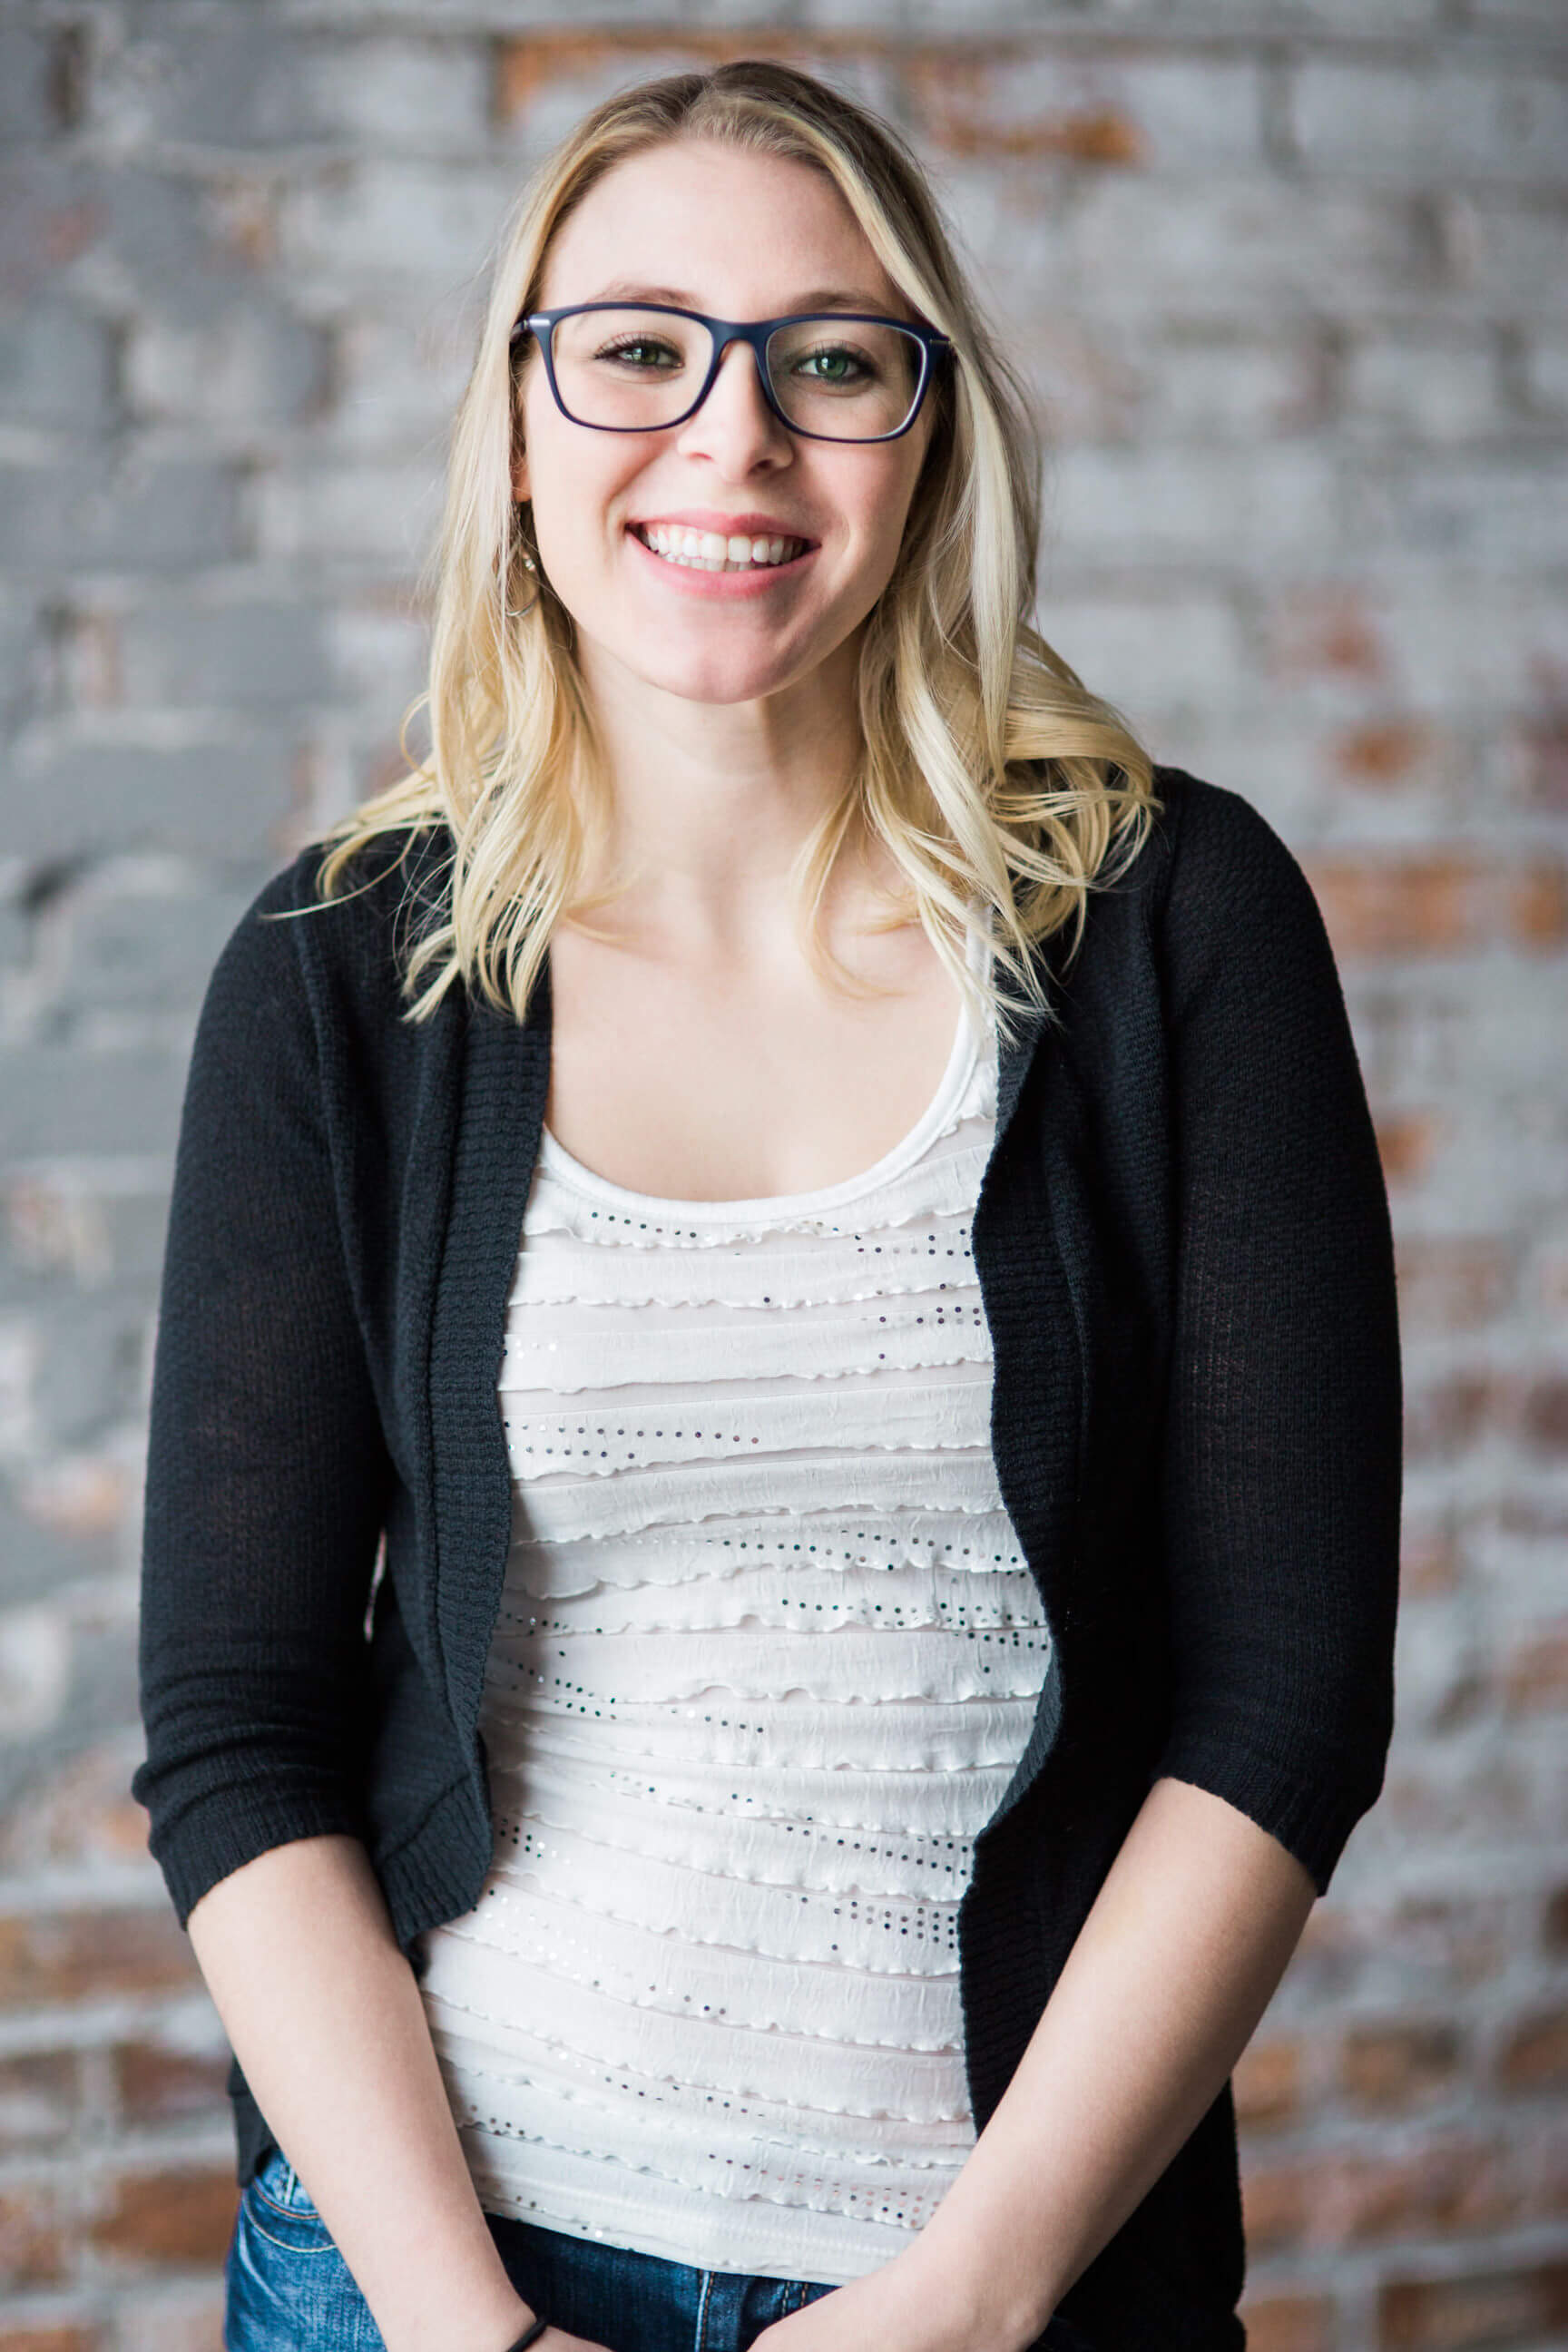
[537,912,994,1224]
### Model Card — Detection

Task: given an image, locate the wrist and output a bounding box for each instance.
[896,2218,1061,2352]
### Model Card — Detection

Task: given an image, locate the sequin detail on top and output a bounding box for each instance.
[416,918,1053,2287]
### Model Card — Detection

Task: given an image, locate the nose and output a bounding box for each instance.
[672,337,792,475]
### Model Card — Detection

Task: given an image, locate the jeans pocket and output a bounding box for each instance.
[244,2147,336,2253]
[226,2150,381,2351]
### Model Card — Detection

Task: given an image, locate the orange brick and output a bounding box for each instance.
[0,2329,103,2352]
[114,2042,230,2128]
[1521,1377,1568,1453]
[0,2183,66,2289]
[1380,2259,1568,2348]
[1334,718,1431,785]
[1509,863,1568,946]
[1394,1237,1514,1333]
[1332,2140,1521,2243]
[1304,857,1480,958]
[1234,2039,1302,2130]
[1546,1885,1568,1953]
[0,2330,103,2352]
[1497,2004,1568,2092]
[1340,2022,1463,2110]
[1523,710,1568,812]
[1240,2161,1309,2253]
[0,1909,196,2006]
[91,2167,237,2269]
[496,30,875,118]
[1269,588,1386,682]
[1240,2295,1334,2352]
[905,54,1144,163]
[1375,1112,1439,1190]
[1403,1375,1491,1463]
[1400,1522,1461,1597]
[1499,1625,1568,1717]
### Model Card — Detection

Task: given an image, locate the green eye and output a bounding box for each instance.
[797,346,870,385]
[597,338,681,371]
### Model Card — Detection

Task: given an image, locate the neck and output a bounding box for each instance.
[571,636,876,957]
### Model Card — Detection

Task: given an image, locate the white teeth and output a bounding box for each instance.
[635,524,804,572]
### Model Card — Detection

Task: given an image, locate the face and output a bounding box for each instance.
[513,139,936,712]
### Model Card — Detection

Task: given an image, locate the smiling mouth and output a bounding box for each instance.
[631,523,811,573]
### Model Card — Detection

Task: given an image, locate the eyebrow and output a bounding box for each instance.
[573,280,908,317]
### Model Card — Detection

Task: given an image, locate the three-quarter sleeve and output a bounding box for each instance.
[133,876,395,1926]
[1151,780,1403,1896]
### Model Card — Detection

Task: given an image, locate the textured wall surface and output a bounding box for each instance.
[1,1,1565,2347]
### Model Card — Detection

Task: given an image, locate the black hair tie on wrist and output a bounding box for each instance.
[507,2321,549,2350]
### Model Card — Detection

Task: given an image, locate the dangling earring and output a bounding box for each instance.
[505,505,540,622]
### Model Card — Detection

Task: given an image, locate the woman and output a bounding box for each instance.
[133,59,1402,2352]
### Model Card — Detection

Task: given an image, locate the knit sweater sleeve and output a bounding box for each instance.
[1151,777,1403,1896]
[132,865,395,1927]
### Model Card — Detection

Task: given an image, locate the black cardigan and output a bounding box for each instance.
[133,767,1402,2351]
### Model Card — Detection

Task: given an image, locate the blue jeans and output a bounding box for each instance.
[225,2144,1095,2350]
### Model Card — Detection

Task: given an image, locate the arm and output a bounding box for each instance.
[135,881,603,2351]
[757,1777,1314,2352]
[188,1836,553,2352]
[760,779,1401,2349]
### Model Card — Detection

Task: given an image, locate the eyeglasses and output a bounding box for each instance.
[512,303,951,445]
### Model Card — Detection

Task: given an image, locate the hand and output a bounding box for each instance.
[748,2241,1031,2352]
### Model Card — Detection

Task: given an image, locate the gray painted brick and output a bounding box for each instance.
[0,20,56,150]
[1050,443,1344,565]
[0,1482,117,1609]
[0,1048,188,1161]
[0,304,116,434]
[254,461,443,569]
[302,37,493,153]
[53,886,253,1015]
[1292,64,1568,187]
[279,159,519,287]
[123,299,328,432]
[91,12,320,152]
[1341,329,1504,443]
[0,458,242,574]
[34,1298,150,1450]
[118,600,330,710]
[0,155,89,307]
[961,172,1428,321]
[2,734,297,863]
[64,164,273,332]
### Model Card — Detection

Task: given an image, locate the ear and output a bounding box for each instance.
[513,447,531,505]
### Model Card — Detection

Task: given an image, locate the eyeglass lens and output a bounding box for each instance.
[546,309,925,440]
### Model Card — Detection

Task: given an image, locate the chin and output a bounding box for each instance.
[628,639,819,710]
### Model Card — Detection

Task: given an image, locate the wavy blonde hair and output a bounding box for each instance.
[318,59,1159,1041]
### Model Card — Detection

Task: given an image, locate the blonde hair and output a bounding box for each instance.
[318,58,1159,1042]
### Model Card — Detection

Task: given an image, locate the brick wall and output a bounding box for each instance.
[0,2,1563,2346]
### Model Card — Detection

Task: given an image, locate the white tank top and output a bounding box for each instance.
[418,917,1052,2285]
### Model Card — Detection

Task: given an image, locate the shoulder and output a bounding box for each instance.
[1142,765,1316,913]
[204,826,453,1021]
[1135,766,1338,1017]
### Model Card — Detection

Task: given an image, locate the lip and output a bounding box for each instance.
[629,508,818,543]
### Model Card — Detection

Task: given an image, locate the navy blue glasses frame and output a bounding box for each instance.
[511,303,952,445]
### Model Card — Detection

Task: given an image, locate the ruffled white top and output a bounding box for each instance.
[417,916,1052,2285]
